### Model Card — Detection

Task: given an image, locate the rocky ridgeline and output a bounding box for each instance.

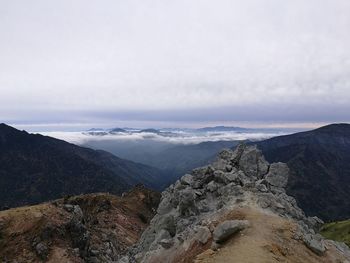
[120,144,350,262]
[32,198,122,262]
[0,187,160,263]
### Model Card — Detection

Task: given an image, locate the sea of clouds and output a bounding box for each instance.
[38,129,291,145]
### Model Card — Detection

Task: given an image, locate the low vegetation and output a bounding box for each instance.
[320,220,350,246]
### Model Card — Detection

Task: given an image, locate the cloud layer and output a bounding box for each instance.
[39,130,291,145]
[1,0,350,123]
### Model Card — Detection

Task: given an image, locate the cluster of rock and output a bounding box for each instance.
[29,204,86,261]
[121,144,348,262]
[0,185,161,263]
[30,199,119,262]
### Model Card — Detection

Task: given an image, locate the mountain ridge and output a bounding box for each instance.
[122,144,350,262]
[1,140,350,262]
[255,123,350,221]
[0,123,165,209]
[0,186,160,262]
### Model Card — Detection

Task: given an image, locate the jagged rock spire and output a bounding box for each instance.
[121,144,349,263]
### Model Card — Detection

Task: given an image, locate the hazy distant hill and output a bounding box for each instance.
[255,123,350,221]
[109,127,127,133]
[145,140,240,181]
[196,126,251,132]
[84,139,240,183]
[0,124,165,209]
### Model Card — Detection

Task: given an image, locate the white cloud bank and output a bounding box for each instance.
[39,130,290,145]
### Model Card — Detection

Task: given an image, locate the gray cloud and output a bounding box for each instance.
[1,0,350,125]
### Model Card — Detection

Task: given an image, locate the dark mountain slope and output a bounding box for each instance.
[0,124,164,209]
[255,123,350,221]
[84,139,240,183]
[149,140,240,178]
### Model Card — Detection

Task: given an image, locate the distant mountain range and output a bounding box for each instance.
[110,127,127,133]
[83,126,287,137]
[0,124,165,209]
[196,126,251,132]
[255,123,350,221]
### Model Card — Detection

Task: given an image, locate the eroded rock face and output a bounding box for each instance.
[265,162,289,188]
[122,144,349,263]
[238,145,269,178]
[0,186,160,263]
[303,233,326,256]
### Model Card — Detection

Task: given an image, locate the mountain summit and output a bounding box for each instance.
[122,144,350,262]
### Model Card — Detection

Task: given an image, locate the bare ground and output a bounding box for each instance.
[194,207,348,263]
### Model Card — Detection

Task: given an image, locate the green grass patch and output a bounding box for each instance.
[320,220,350,246]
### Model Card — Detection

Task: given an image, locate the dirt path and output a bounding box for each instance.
[195,208,348,263]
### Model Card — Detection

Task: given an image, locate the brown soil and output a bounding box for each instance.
[194,207,348,263]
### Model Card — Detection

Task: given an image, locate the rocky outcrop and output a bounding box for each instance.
[122,144,350,263]
[255,123,350,221]
[0,186,160,263]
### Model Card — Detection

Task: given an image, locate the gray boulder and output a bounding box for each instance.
[157,215,176,237]
[230,144,245,164]
[306,216,324,231]
[150,229,172,250]
[217,183,243,198]
[303,234,326,256]
[157,193,174,215]
[256,183,268,192]
[213,220,250,243]
[178,188,198,216]
[237,170,252,186]
[238,145,269,178]
[225,165,233,172]
[218,149,235,161]
[180,174,193,186]
[118,256,130,263]
[265,162,289,188]
[194,226,211,244]
[206,181,218,192]
[159,239,174,249]
[214,170,240,184]
[35,242,48,260]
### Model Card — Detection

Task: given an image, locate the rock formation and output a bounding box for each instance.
[122,144,350,263]
[0,186,160,263]
[255,123,350,221]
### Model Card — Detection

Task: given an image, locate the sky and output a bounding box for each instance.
[1,0,350,130]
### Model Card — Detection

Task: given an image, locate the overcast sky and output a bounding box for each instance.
[1,0,350,129]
